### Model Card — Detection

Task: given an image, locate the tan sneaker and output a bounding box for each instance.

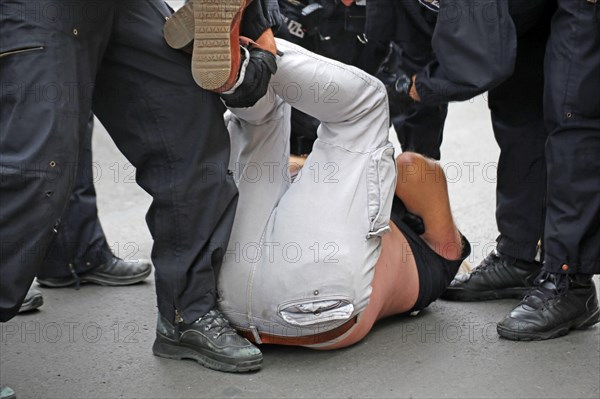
[164,1,279,93]
[165,0,251,92]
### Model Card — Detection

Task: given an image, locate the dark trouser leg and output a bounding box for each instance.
[488,12,550,263]
[388,44,446,160]
[496,1,599,340]
[92,1,238,323]
[543,0,600,275]
[392,103,447,160]
[0,0,112,322]
[40,113,112,279]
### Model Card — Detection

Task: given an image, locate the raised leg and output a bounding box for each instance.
[395,152,463,261]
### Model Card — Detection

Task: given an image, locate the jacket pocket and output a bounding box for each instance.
[278,297,354,327]
[0,46,44,59]
[366,144,396,239]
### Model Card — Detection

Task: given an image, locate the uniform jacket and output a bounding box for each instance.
[366,0,517,105]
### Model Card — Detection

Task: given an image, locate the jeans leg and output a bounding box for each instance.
[92,0,238,323]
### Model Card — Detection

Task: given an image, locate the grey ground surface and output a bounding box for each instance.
[2,93,599,399]
[1,1,599,392]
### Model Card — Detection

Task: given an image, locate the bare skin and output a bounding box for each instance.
[314,152,463,349]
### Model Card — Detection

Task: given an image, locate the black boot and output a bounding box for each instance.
[441,250,542,301]
[37,256,152,288]
[497,272,600,341]
[152,310,262,373]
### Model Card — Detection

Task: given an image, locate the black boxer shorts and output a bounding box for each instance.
[390,197,471,313]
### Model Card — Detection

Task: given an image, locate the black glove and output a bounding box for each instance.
[375,44,415,114]
[220,47,278,109]
[241,0,284,40]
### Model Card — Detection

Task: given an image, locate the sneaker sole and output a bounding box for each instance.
[191,0,247,91]
[19,293,44,313]
[164,1,195,49]
[441,286,530,302]
[152,335,262,373]
[37,267,151,288]
[497,307,600,341]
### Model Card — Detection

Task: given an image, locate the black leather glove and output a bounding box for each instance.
[241,0,284,40]
[375,44,415,114]
[220,47,278,109]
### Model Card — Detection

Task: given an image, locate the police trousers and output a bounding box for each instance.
[39,114,113,280]
[542,0,600,274]
[0,0,238,322]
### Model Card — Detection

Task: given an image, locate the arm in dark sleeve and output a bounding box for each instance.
[415,0,517,106]
[241,0,284,40]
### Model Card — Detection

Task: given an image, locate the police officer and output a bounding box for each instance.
[36,114,152,289]
[276,0,389,156]
[357,0,555,305]
[497,0,600,340]
[1,2,281,393]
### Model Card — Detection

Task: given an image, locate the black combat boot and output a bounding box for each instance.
[153,309,263,373]
[497,272,600,341]
[441,250,542,301]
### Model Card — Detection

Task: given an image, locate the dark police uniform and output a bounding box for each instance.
[0,0,281,323]
[366,0,553,264]
[542,0,600,275]
[277,0,389,155]
[39,115,115,281]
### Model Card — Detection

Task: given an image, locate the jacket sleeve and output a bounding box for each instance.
[241,0,284,40]
[415,0,517,106]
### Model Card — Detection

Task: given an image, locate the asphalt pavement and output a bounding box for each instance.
[1,4,599,394]
[1,93,599,399]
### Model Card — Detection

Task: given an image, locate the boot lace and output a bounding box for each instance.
[521,271,570,309]
[195,310,235,338]
[471,251,502,276]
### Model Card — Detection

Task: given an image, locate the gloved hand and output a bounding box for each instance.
[375,44,416,113]
[220,46,278,109]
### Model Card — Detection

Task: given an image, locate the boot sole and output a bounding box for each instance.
[36,267,151,288]
[191,0,247,91]
[497,307,600,341]
[152,335,262,373]
[441,286,530,302]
